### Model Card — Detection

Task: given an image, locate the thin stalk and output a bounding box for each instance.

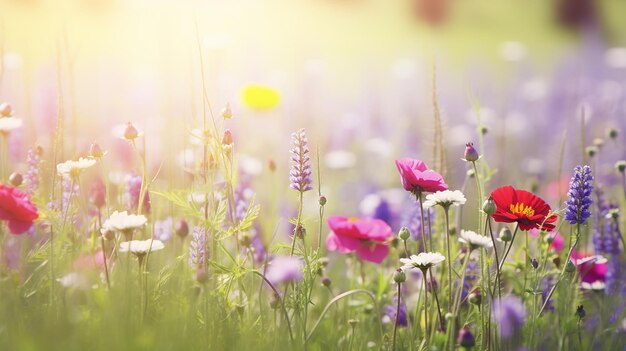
[393,283,402,351]
[98,208,111,289]
[430,269,445,330]
[416,190,428,252]
[422,269,430,343]
[306,289,383,343]
[486,217,501,298]
[249,270,294,342]
[290,191,304,256]
[538,224,581,316]
[471,161,484,233]
[443,207,453,307]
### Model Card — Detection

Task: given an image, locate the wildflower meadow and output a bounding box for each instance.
[1,1,626,350]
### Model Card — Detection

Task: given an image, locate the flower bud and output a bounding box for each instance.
[268,159,276,172]
[445,312,454,321]
[607,209,619,220]
[616,160,626,173]
[585,146,597,158]
[196,267,208,284]
[457,325,476,349]
[464,142,479,162]
[499,227,512,242]
[89,142,104,158]
[319,257,329,267]
[175,220,189,238]
[531,258,539,270]
[102,229,115,241]
[467,169,475,178]
[398,227,411,241]
[319,195,327,206]
[608,128,618,140]
[321,276,331,287]
[593,138,604,149]
[221,103,232,119]
[123,122,139,140]
[393,268,406,284]
[222,129,233,146]
[239,233,252,248]
[565,261,576,273]
[468,287,481,306]
[9,172,23,187]
[0,102,13,117]
[480,126,488,135]
[294,224,306,239]
[482,197,496,215]
[576,305,586,319]
[551,254,561,268]
[348,319,359,328]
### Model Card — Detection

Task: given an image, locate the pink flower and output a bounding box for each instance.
[326,216,393,263]
[528,228,565,252]
[0,183,39,234]
[395,158,448,193]
[571,249,607,284]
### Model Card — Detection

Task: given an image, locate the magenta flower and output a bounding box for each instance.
[326,216,393,263]
[571,249,607,285]
[394,158,448,194]
[528,228,565,252]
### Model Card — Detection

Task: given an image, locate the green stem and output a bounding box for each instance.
[393,283,402,351]
[444,207,453,308]
[537,224,581,317]
[417,190,428,252]
[306,289,383,344]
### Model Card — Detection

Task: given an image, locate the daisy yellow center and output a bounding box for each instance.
[509,202,535,217]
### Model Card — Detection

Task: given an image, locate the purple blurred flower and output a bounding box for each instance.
[564,165,593,225]
[127,174,151,215]
[154,217,173,242]
[593,188,620,255]
[189,226,208,268]
[401,201,435,245]
[24,147,41,196]
[289,129,312,193]
[492,296,526,338]
[265,256,303,285]
[383,297,408,327]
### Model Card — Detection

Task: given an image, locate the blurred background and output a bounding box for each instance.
[1,0,625,228]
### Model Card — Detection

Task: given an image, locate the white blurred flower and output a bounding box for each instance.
[499,41,527,62]
[0,117,23,133]
[423,190,467,209]
[325,150,356,169]
[56,158,96,179]
[581,281,606,291]
[119,239,165,256]
[459,230,493,250]
[101,211,147,236]
[238,155,263,175]
[57,272,90,289]
[605,47,626,68]
[400,252,445,271]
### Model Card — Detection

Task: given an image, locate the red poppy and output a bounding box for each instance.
[490,186,557,231]
[0,183,39,234]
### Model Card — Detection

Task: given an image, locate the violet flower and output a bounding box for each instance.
[289,129,312,193]
[265,256,303,286]
[24,147,41,196]
[564,165,593,225]
[492,296,526,338]
[189,226,208,268]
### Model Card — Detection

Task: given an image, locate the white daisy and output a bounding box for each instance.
[574,255,608,266]
[0,116,23,133]
[56,158,97,179]
[423,190,467,209]
[119,239,165,256]
[400,252,445,271]
[101,211,147,238]
[459,230,493,250]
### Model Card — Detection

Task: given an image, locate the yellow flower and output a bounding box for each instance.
[241,84,280,110]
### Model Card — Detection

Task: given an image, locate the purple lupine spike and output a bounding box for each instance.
[189,226,208,268]
[492,296,526,339]
[24,147,41,196]
[289,129,313,193]
[564,165,593,225]
[593,188,620,255]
